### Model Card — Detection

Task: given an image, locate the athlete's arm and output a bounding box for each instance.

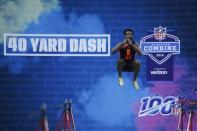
[134,42,143,55]
[127,39,142,55]
[111,42,122,54]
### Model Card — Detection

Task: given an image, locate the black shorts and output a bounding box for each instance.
[120,59,134,72]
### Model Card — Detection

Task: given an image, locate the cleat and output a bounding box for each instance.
[132,80,140,90]
[118,77,124,87]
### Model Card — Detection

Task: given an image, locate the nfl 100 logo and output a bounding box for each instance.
[138,94,186,117]
[138,96,176,117]
[140,26,180,81]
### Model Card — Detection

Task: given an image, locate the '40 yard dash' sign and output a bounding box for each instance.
[4,34,110,57]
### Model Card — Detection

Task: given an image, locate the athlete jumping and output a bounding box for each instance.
[112,28,142,90]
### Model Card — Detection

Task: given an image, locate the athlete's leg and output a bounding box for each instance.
[117,59,125,86]
[132,59,141,81]
[117,59,125,77]
[131,60,141,90]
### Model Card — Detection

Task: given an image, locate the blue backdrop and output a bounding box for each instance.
[0,0,197,131]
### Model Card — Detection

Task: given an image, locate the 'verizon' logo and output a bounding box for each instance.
[140,26,180,65]
[150,70,167,75]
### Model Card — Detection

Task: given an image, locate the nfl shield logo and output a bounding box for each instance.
[154,26,166,41]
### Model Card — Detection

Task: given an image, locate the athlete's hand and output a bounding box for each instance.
[123,38,127,44]
[127,38,133,44]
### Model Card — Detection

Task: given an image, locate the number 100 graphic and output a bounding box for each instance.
[138,96,176,117]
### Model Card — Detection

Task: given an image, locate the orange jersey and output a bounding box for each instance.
[119,43,136,62]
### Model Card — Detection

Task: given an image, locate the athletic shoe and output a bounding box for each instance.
[118,77,124,87]
[132,80,140,90]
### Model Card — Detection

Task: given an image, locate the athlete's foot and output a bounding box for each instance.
[118,77,124,87]
[132,80,140,90]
